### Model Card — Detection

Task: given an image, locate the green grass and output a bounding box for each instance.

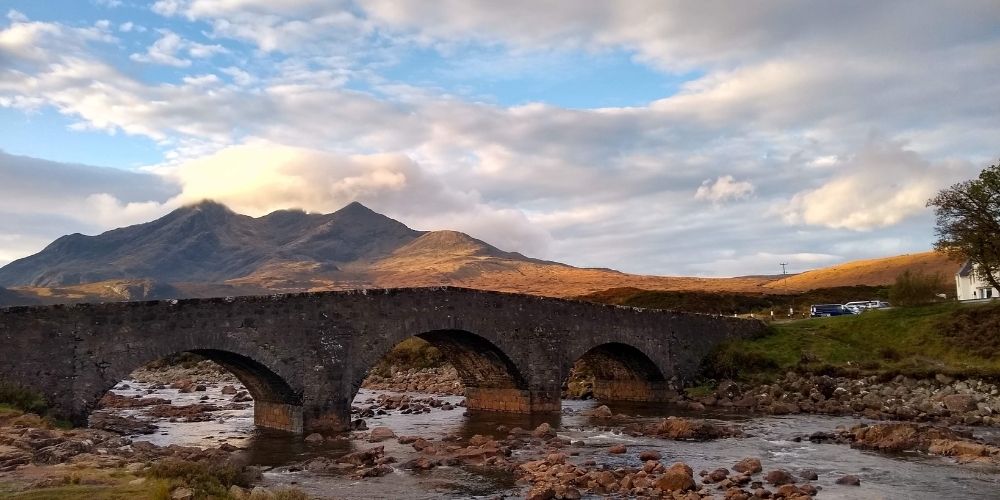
[704,301,1000,381]
[0,480,171,500]
[0,381,48,415]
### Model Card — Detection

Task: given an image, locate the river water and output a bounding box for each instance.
[101,380,1000,499]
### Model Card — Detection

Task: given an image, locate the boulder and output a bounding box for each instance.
[641,417,742,440]
[733,457,762,474]
[89,414,157,435]
[655,469,695,492]
[338,446,384,466]
[942,394,977,413]
[171,487,194,500]
[836,474,861,486]
[764,469,795,485]
[706,468,729,483]
[368,427,396,442]
[532,422,556,439]
[589,405,613,418]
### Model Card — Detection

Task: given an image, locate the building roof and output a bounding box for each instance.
[957,260,975,277]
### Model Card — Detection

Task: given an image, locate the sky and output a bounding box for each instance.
[0,1,998,277]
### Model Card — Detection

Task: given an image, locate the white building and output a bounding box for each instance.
[956,260,999,301]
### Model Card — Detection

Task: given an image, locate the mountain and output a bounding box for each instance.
[0,201,966,306]
[0,201,423,288]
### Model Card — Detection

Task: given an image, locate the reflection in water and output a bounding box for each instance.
[105,382,1000,499]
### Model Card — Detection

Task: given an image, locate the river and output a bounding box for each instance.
[98,380,1000,499]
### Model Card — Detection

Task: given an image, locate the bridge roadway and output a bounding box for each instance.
[0,287,765,433]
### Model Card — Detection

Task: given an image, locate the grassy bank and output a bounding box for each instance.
[704,301,1000,381]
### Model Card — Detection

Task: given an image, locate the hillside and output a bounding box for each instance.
[763,251,961,292]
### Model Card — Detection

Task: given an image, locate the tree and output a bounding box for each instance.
[888,269,944,306]
[928,160,1000,293]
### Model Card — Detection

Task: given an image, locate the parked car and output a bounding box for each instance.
[810,304,855,317]
[843,301,871,314]
[867,300,890,309]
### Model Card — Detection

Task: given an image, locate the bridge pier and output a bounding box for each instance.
[592,379,677,403]
[300,402,353,434]
[464,387,561,413]
[254,401,304,433]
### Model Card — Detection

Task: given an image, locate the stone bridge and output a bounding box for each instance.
[0,287,765,434]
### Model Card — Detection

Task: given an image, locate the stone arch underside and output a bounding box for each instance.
[415,329,526,389]
[90,347,304,434]
[416,329,556,413]
[572,342,673,403]
[354,328,559,414]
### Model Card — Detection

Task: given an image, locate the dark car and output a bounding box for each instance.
[810,304,854,317]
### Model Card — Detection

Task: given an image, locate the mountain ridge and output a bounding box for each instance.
[0,201,965,306]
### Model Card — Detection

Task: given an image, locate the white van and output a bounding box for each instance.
[843,301,870,314]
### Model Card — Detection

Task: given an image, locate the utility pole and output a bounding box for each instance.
[780,263,793,317]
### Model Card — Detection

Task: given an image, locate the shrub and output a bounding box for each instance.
[878,347,902,361]
[147,458,250,497]
[0,380,48,414]
[889,270,946,307]
[370,337,446,376]
[144,352,207,370]
[938,301,1000,358]
[702,344,779,380]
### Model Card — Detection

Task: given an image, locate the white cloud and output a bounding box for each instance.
[220,66,254,86]
[85,193,176,228]
[695,175,754,204]
[158,142,553,255]
[129,30,226,67]
[118,22,146,33]
[782,140,975,231]
[130,31,191,67]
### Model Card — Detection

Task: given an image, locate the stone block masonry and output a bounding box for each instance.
[0,287,765,433]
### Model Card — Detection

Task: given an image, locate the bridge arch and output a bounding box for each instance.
[87,341,304,433]
[352,328,548,413]
[565,342,674,403]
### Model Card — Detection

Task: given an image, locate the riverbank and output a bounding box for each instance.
[5,378,1000,499]
[0,404,309,499]
[705,301,1000,380]
[674,371,1000,427]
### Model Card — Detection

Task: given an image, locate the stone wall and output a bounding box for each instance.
[0,287,765,433]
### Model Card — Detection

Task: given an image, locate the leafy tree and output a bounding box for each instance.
[888,269,944,306]
[927,160,1000,293]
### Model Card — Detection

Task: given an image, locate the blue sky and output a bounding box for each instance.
[1,1,998,276]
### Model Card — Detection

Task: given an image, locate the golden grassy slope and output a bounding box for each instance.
[763,251,962,292]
